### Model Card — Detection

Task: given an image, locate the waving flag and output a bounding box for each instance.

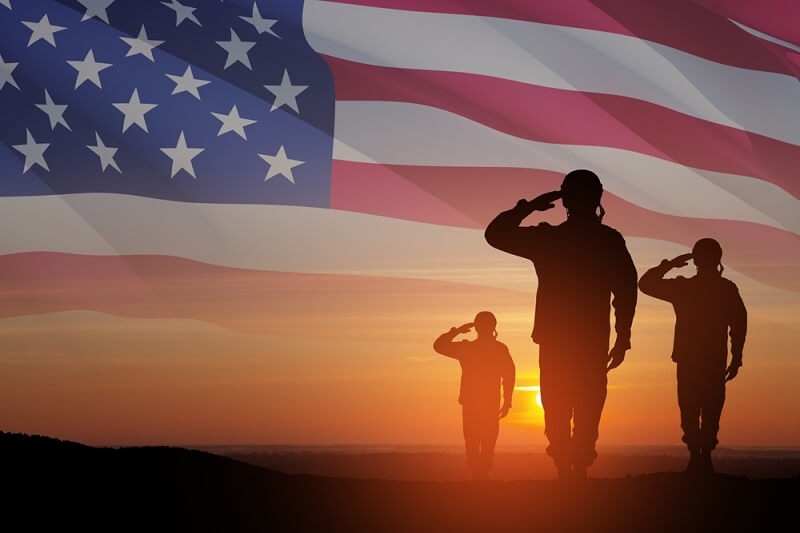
[306,0,800,294]
[0,0,798,336]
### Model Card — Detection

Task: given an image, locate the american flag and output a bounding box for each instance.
[0,0,798,333]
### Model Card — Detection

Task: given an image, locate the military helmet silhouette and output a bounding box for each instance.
[692,238,723,268]
[561,169,603,208]
[473,311,497,334]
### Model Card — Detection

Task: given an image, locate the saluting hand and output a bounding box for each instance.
[524,190,563,212]
[456,322,474,334]
[665,252,693,269]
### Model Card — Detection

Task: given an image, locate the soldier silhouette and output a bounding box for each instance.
[485,169,638,481]
[639,238,747,475]
[433,311,516,480]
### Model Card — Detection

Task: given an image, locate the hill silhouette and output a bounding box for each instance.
[2,431,797,532]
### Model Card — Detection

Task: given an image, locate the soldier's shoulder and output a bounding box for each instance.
[599,223,625,239]
[598,224,632,249]
[495,341,512,357]
[720,276,741,291]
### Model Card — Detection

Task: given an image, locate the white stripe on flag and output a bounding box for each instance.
[728,19,800,53]
[1,193,797,318]
[331,101,799,233]
[303,0,800,146]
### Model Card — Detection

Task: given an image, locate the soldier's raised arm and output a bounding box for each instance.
[484,191,562,258]
[638,253,693,301]
[433,322,473,359]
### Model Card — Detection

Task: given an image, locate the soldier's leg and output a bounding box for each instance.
[677,365,702,452]
[481,406,500,464]
[572,364,608,475]
[677,365,704,473]
[539,347,573,476]
[697,375,726,475]
[699,377,726,452]
[462,405,481,476]
[477,405,499,479]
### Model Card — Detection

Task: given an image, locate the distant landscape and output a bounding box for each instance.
[3,430,798,532]
[210,444,800,482]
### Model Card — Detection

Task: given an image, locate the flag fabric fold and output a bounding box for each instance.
[0,0,798,331]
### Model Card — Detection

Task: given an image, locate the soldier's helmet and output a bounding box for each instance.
[473,311,497,334]
[561,169,603,210]
[692,238,723,269]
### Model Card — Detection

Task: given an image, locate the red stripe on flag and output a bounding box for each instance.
[329,160,481,227]
[0,252,528,338]
[329,0,800,76]
[331,161,800,292]
[694,0,800,48]
[326,56,800,200]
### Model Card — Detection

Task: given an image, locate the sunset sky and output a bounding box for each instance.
[0,1,798,450]
[0,234,797,449]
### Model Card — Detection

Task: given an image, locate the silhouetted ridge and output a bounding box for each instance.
[1,431,796,532]
[2,430,291,532]
[0,430,93,450]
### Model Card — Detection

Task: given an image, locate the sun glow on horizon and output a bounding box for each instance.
[514,385,543,408]
[508,385,544,428]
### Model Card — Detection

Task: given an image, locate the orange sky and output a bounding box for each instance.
[0,262,797,449]
[0,0,798,455]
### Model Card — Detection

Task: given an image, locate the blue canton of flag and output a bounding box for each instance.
[0,0,334,207]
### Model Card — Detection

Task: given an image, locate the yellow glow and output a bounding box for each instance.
[514,385,543,408]
[507,385,543,427]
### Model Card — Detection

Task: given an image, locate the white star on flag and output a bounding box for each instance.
[113,88,157,133]
[36,89,71,131]
[264,69,308,112]
[0,53,20,91]
[120,26,164,62]
[240,2,280,38]
[165,66,210,100]
[258,145,303,183]
[87,132,120,173]
[216,29,255,70]
[161,0,201,27]
[161,131,204,179]
[12,129,49,174]
[211,105,256,139]
[77,0,116,24]
[22,14,67,47]
[67,49,111,89]
[0,1,11,10]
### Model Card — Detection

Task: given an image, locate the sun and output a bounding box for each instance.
[508,385,543,426]
[515,385,543,407]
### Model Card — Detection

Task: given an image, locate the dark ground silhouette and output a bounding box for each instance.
[2,431,797,532]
